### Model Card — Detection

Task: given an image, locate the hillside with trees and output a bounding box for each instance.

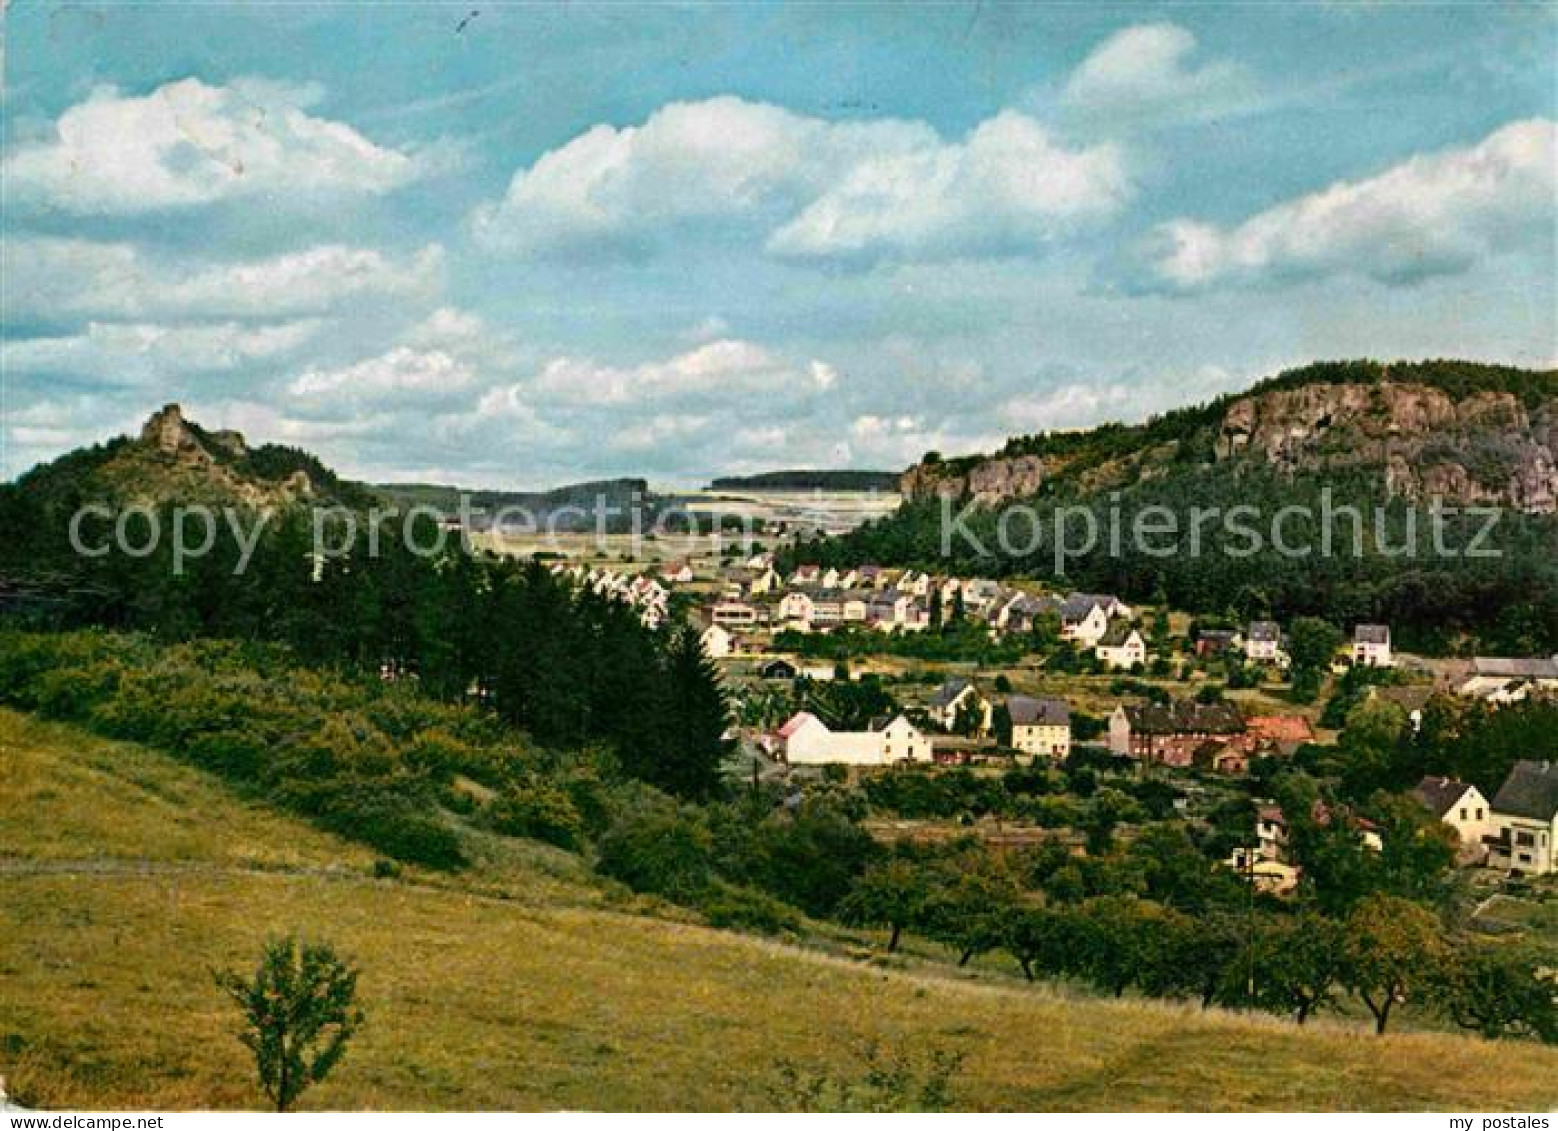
[803,361,1558,653]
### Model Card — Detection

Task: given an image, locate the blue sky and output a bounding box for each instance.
[3,1,1554,488]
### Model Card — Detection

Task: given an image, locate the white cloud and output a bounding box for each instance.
[495,338,834,407]
[288,346,476,399]
[1063,23,1255,124]
[5,238,445,324]
[3,77,423,214]
[1151,118,1557,289]
[1,319,322,383]
[473,96,1127,261]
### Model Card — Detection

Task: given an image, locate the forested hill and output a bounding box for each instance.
[802,360,1558,654]
[6,403,381,514]
[375,478,650,528]
[708,470,900,492]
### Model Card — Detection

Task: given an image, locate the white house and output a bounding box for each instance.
[659,560,694,584]
[790,564,822,587]
[1457,656,1558,703]
[1094,622,1147,669]
[1412,776,1494,860]
[712,600,761,628]
[1007,696,1071,759]
[1246,620,1286,664]
[776,710,928,766]
[821,567,843,589]
[699,623,734,660]
[1485,760,1558,875]
[1352,624,1393,667]
[1058,594,1115,646]
[778,590,815,626]
[928,678,991,733]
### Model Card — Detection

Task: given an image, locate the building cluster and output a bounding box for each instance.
[676,556,1161,669]
[1455,654,1558,704]
[1106,699,1314,774]
[549,562,670,628]
[1232,761,1558,892]
[772,677,1073,768]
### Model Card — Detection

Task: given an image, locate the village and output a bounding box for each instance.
[550,551,1558,892]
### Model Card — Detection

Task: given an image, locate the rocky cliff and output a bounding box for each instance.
[124,404,318,509]
[898,366,1558,512]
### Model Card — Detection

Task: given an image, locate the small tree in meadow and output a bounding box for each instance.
[215,936,364,1111]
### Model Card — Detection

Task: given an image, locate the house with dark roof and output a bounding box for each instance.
[1352,623,1393,667]
[1246,620,1286,663]
[1412,776,1493,861]
[1485,760,1558,875]
[1095,621,1146,669]
[1057,593,1128,646]
[1107,700,1246,766]
[758,657,798,680]
[928,677,991,734]
[1006,695,1071,759]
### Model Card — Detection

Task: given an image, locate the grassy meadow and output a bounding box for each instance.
[3,707,1556,1111]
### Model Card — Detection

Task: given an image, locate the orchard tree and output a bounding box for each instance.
[215,936,364,1112]
[922,853,1021,967]
[1342,894,1446,1034]
[1435,942,1558,1043]
[1247,912,1345,1024]
[841,858,931,952]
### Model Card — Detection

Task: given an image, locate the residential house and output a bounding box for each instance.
[1244,715,1315,756]
[758,657,798,680]
[1352,624,1393,667]
[961,578,1003,614]
[699,622,734,660]
[929,678,992,734]
[1195,628,1240,657]
[1006,696,1071,759]
[895,594,931,632]
[998,593,1049,635]
[659,560,694,584]
[777,710,928,766]
[748,565,782,596]
[1095,621,1147,669]
[865,592,899,629]
[1108,700,1246,766]
[1412,776,1493,862]
[810,590,844,627]
[840,589,872,623]
[900,570,931,597]
[1457,656,1558,704]
[711,600,761,628]
[789,564,822,587]
[821,567,843,590]
[1246,620,1285,664]
[1058,594,1118,646]
[1485,760,1558,875]
[778,590,815,626]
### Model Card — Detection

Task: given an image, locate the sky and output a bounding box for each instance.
[3,1,1555,489]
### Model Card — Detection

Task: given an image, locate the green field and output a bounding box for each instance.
[3,708,1555,1111]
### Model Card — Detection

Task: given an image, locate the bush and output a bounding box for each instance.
[595,804,714,901]
[695,881,804,934]
[486,781,586,850]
